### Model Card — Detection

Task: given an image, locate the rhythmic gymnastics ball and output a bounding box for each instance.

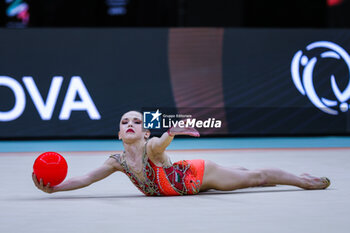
[33,152,68,186]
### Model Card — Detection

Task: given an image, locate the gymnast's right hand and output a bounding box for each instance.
[32,172,55,194]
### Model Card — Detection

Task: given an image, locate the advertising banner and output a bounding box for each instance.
[1,28,350,138]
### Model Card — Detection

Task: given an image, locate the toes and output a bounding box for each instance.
[321,177,331,189]
[301,174,330,189]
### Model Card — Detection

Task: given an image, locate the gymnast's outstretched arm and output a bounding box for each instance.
[147,125,200,155]
[32,157,121,194]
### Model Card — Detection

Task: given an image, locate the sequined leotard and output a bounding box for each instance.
[110,142,205,196]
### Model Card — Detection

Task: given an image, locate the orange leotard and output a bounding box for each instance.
[110,143,205,196]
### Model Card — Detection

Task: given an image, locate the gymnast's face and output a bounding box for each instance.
[119,111,150,143]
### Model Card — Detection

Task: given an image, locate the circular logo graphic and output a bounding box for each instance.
[291,41,350,115]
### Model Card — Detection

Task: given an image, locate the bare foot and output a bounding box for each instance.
[300,173,331,190]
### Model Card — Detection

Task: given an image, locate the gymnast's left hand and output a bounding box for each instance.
[168,120,200,137]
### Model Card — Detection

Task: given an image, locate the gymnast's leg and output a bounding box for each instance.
[200,160,330,192]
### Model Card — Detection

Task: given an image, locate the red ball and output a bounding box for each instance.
[33,152,68,186]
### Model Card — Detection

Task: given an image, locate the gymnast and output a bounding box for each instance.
[32,111,330,195]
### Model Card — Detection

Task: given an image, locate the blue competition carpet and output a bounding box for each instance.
[1,137,350,152]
